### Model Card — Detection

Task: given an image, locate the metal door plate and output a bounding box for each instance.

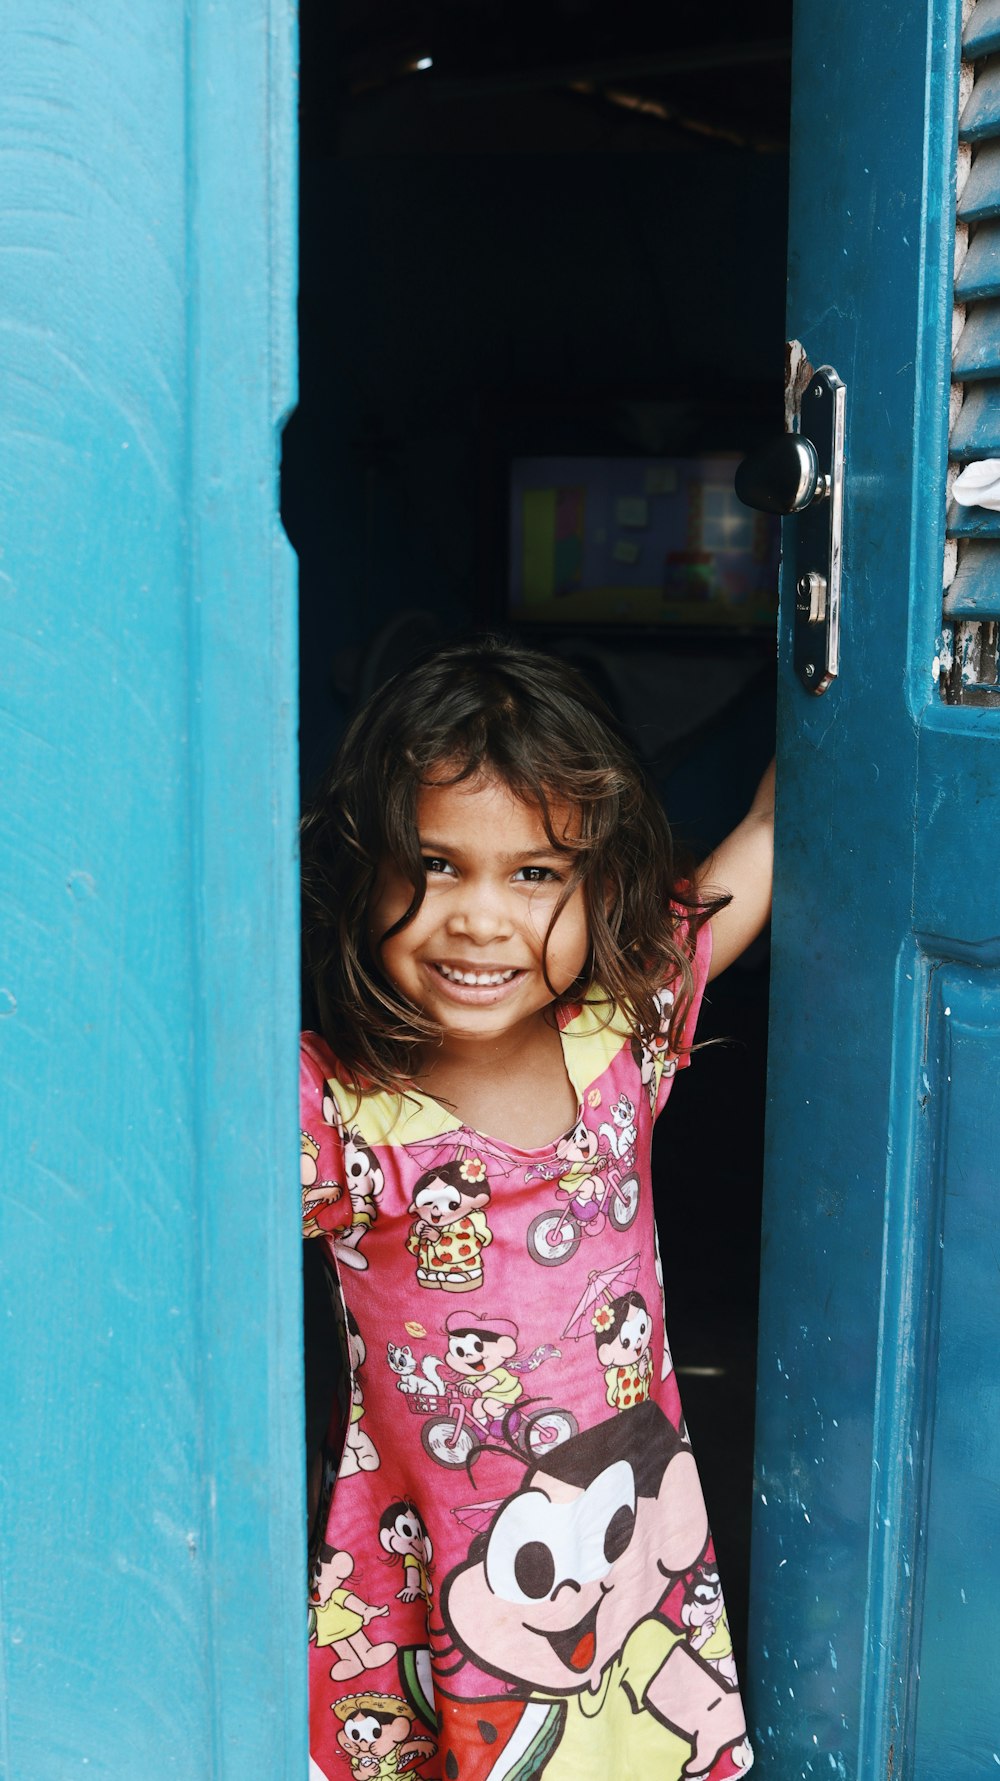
[793,367,846,694]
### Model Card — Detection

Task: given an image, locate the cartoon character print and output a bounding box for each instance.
[386,1343,449,1398]
[302,1128,346,1239]
[598,1094,637,1167]
[443,1312,561,1435]
[309,1544,396,1681]
[553,1120,604,1224]
[412,1316,575,1471]
[379,1500,434,1605]
[405,1158,493,1293]
[333,1692,437,1780]
[526,1118,640,1266]
[341,1310,381,1476]
[592,1291,653,1412]
[681,1561,738,1688]
[334,1119,386,1274]
[631,988,677,1115]
[437,1402,748,1781]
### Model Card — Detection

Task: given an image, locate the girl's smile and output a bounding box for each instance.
[369,772,590,1054]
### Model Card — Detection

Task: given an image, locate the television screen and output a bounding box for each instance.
[508,454,779,629]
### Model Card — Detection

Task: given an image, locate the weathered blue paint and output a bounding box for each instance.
[749,0,1000,1775]
[0,4,301,1774]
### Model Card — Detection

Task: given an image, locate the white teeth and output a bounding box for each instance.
[437,964,518,987]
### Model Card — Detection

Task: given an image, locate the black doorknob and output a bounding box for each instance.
[735,434,824,515]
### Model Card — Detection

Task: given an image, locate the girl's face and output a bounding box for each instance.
[369,772,590,1053]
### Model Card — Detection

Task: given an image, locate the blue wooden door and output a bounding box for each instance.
[0,3,303,1773]
[751,1,1000,1775]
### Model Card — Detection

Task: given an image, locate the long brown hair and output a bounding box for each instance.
[300,636,727,1095]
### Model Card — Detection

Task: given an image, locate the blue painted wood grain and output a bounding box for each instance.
[0,3,302,1773]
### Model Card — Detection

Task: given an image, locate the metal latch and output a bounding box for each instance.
[735,366,846,695]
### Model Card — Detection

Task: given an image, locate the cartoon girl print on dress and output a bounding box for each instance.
[436,1402,747,1781]
[301,1128,345,1239]
[592,1291,654,1412]
[333,1691,437,1780]
[681,1561,739,1688]
[334,1124,386,1273]
[405,1157,493,1293]
[525,1119,640,1266]
[378,1500,434,1604]
[309,1544,396,1682]
[341,1309,381,1477]
[415,1312,577,1473]
[552,1120,604,1225]
[441,1311,563,1433]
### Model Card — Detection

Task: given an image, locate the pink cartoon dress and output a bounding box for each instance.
[301,922,752,1781]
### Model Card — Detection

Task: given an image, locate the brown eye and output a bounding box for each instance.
[604,1504,635,1564]
[514,1541,556,1599]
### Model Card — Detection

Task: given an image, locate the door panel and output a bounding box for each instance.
[910,961,1000,1770]
[751,0,1000,1774]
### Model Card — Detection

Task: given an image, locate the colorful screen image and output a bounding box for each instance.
[509,455,779,628]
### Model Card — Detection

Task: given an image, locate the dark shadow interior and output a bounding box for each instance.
[286,0,791,1680]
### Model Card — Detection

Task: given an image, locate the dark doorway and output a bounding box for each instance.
[285,0,791,1679]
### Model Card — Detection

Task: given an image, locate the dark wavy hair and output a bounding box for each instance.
[300,636,727,1095]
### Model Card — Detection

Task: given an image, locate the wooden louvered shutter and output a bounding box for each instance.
[945,0,1000,699]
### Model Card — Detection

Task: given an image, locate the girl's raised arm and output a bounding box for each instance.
[696,758,775,982]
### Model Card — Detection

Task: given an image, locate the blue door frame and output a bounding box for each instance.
[0,4,302,1773]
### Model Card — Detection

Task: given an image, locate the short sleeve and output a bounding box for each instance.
[652,911,713,1119]
[300,1032,353,1239]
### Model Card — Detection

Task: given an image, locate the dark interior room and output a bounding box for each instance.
[285,0,793,1679]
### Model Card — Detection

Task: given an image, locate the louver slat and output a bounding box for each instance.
[958,141,1000,221]
[964,0,1000,61]
[956,220,1000,298]
[947,501,1000,538]
[952,297,1000,376]
[949,380,1000,456]
[944,542,1000,617]
[960,58,1000,141]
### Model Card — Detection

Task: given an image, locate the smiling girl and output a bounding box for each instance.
[299,637,772,1780]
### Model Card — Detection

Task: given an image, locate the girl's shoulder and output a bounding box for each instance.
[299,1031,460,1152]
[568,911,712,1052]
[300,1030,344,1119]
[563,910,712,1117]
[299,1033,353,1240]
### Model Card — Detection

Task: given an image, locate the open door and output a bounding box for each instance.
[751,0,1000,1773]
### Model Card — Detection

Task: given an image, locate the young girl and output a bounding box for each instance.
[300,638,774,1781]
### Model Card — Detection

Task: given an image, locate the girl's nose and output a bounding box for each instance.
[446,883,514,943]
